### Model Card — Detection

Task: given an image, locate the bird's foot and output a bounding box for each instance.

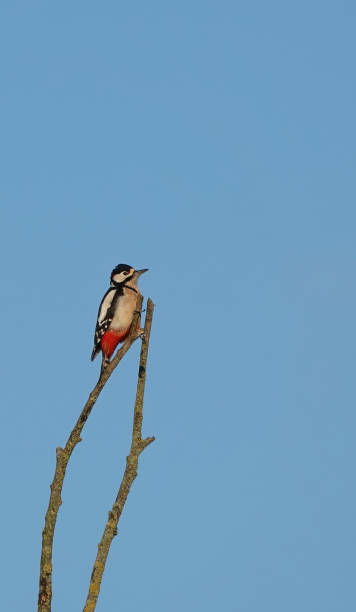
[136,328,145,340]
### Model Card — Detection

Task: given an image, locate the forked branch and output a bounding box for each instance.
[38,295,144,611]
[83,298,155,612]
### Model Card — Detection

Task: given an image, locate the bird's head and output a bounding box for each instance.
[110,264,148,287]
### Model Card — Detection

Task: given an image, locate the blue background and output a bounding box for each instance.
[1,2,355,610]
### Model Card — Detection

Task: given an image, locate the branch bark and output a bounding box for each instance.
[83,297,155,612]
[38,295,144,611]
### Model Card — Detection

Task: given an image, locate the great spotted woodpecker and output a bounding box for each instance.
[91,264,148,369]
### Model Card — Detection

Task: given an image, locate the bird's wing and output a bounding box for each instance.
[91,288,120,361]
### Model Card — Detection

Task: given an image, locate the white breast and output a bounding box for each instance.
[110,289,138,331]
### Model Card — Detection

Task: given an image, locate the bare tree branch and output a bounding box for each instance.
[38,295,144,611]
[82,298,155,612]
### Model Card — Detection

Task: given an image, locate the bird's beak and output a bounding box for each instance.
[136,268,149,276]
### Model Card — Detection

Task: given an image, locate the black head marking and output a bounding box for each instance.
[110,263,132,280]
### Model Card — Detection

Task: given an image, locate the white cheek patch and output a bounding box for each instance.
[112,273,124,284]
[112,269,133,284]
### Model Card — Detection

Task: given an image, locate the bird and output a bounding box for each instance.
[91,263,148,370]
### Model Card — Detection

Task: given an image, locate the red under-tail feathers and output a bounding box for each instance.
[100,318,141,359]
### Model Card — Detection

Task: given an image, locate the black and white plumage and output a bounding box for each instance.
[91,263,148,367]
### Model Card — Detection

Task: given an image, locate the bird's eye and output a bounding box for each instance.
[122,271,129,276]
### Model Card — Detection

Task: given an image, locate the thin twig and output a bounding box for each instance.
[82,298,155,612]
[38,295,144,611]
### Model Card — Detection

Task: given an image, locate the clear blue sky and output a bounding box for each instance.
[1,2,355,610]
